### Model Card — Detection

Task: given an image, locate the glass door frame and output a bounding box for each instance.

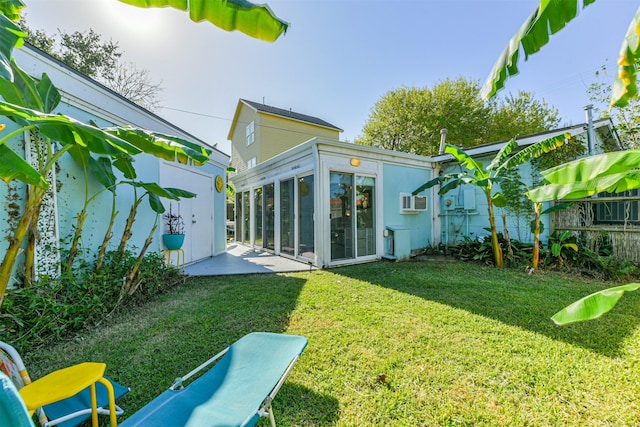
[328,170,377,266]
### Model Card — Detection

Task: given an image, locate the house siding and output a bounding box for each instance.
[382,163,433,253]
[261,114,339,162]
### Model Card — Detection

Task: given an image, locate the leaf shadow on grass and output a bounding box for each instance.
[25,273,339,425]
[335,261,640,357]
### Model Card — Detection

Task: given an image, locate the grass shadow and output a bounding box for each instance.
[24,273,315,422]
[335,260,640,357]
[261,383,340,426]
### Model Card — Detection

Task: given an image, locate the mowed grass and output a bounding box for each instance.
[23,261,640,426]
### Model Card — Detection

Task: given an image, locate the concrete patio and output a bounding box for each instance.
[186,243,316,276]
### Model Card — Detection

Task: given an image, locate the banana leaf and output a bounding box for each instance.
[551,283,640,325]
[117,0,289,42]
[528,170,640,201]
[481,0,595,100]
[497,133,568,174]
[89,156,118,192]
[0,12,24,81]
[0,0,25,21]
[611,7,640,108]
[103,127,211,165]
[487,138,518,172]
[0,142,47,187]
[445,144,486,178]
[541,149,640,184]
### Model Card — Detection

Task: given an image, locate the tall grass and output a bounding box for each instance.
[23,261,640,426]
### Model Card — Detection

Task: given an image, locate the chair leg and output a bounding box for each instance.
[267,403,276,427]
[97,377,118,426]
[90,383,98,427]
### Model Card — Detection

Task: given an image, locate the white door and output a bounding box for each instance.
[160,163,213,263]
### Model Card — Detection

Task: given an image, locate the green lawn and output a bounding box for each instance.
[24,261,640,426]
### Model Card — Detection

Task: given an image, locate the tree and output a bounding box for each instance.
[20,24,163,111]
[588,62,640,149]
[107,62,163,112]
[487,91,561,142]
[357,77,560,155]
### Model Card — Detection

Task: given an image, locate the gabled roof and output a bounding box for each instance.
[227,99,342,139]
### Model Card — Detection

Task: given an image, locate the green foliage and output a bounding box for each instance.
[486,90,561,142]
[588,61,640,149]
[357,78,559,155]
[0,250,183,349]
[456,235,533,268]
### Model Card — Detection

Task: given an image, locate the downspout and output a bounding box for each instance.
[584,104,596,156]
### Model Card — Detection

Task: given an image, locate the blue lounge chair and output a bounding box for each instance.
[0,340,129,427]
[121,332,308,427]
[1,332,308,427]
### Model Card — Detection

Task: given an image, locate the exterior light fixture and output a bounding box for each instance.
[350,158,361,167]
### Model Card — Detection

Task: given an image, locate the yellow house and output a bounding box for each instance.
[228,99,342,172]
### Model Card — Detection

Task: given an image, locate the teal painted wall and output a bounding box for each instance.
[382,163,432,252]
[439,157,551,246]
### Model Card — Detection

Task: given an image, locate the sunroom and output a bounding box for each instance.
[230,138,436,268]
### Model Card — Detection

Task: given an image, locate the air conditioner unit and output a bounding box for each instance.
[400,193,428,214]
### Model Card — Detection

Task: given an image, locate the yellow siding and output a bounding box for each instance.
[231,107,260,172]
[259,115,340,162]
[229,102,340,172]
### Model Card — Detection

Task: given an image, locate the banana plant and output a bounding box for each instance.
[482,0,640,109]
[414,133,569,268]
[527,150,640,324]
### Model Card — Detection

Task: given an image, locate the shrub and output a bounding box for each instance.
[0,250,184,350]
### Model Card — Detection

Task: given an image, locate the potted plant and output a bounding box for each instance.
[162,203,185,250]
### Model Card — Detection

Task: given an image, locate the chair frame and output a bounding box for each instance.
[0,341,126,427]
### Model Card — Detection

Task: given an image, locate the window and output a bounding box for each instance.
[595,190,640,224]
[400,192,427,213]
[246,120,255,145]
[247,157,257,169]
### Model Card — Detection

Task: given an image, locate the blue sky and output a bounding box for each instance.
[23,0,638,155]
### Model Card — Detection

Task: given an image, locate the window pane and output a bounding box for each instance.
[330,172,354,261]
[254,187,263,247]
[298,174,315,260]
[264,184,275,250]
[356,175,375,256]
[280,179,295,256]
[242,191,250,244]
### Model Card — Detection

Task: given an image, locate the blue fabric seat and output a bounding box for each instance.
[120,332,308,427]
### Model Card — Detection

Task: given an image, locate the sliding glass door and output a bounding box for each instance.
[330,172,375,262]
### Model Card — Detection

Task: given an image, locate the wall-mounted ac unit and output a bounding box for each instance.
[400,193,428,214]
